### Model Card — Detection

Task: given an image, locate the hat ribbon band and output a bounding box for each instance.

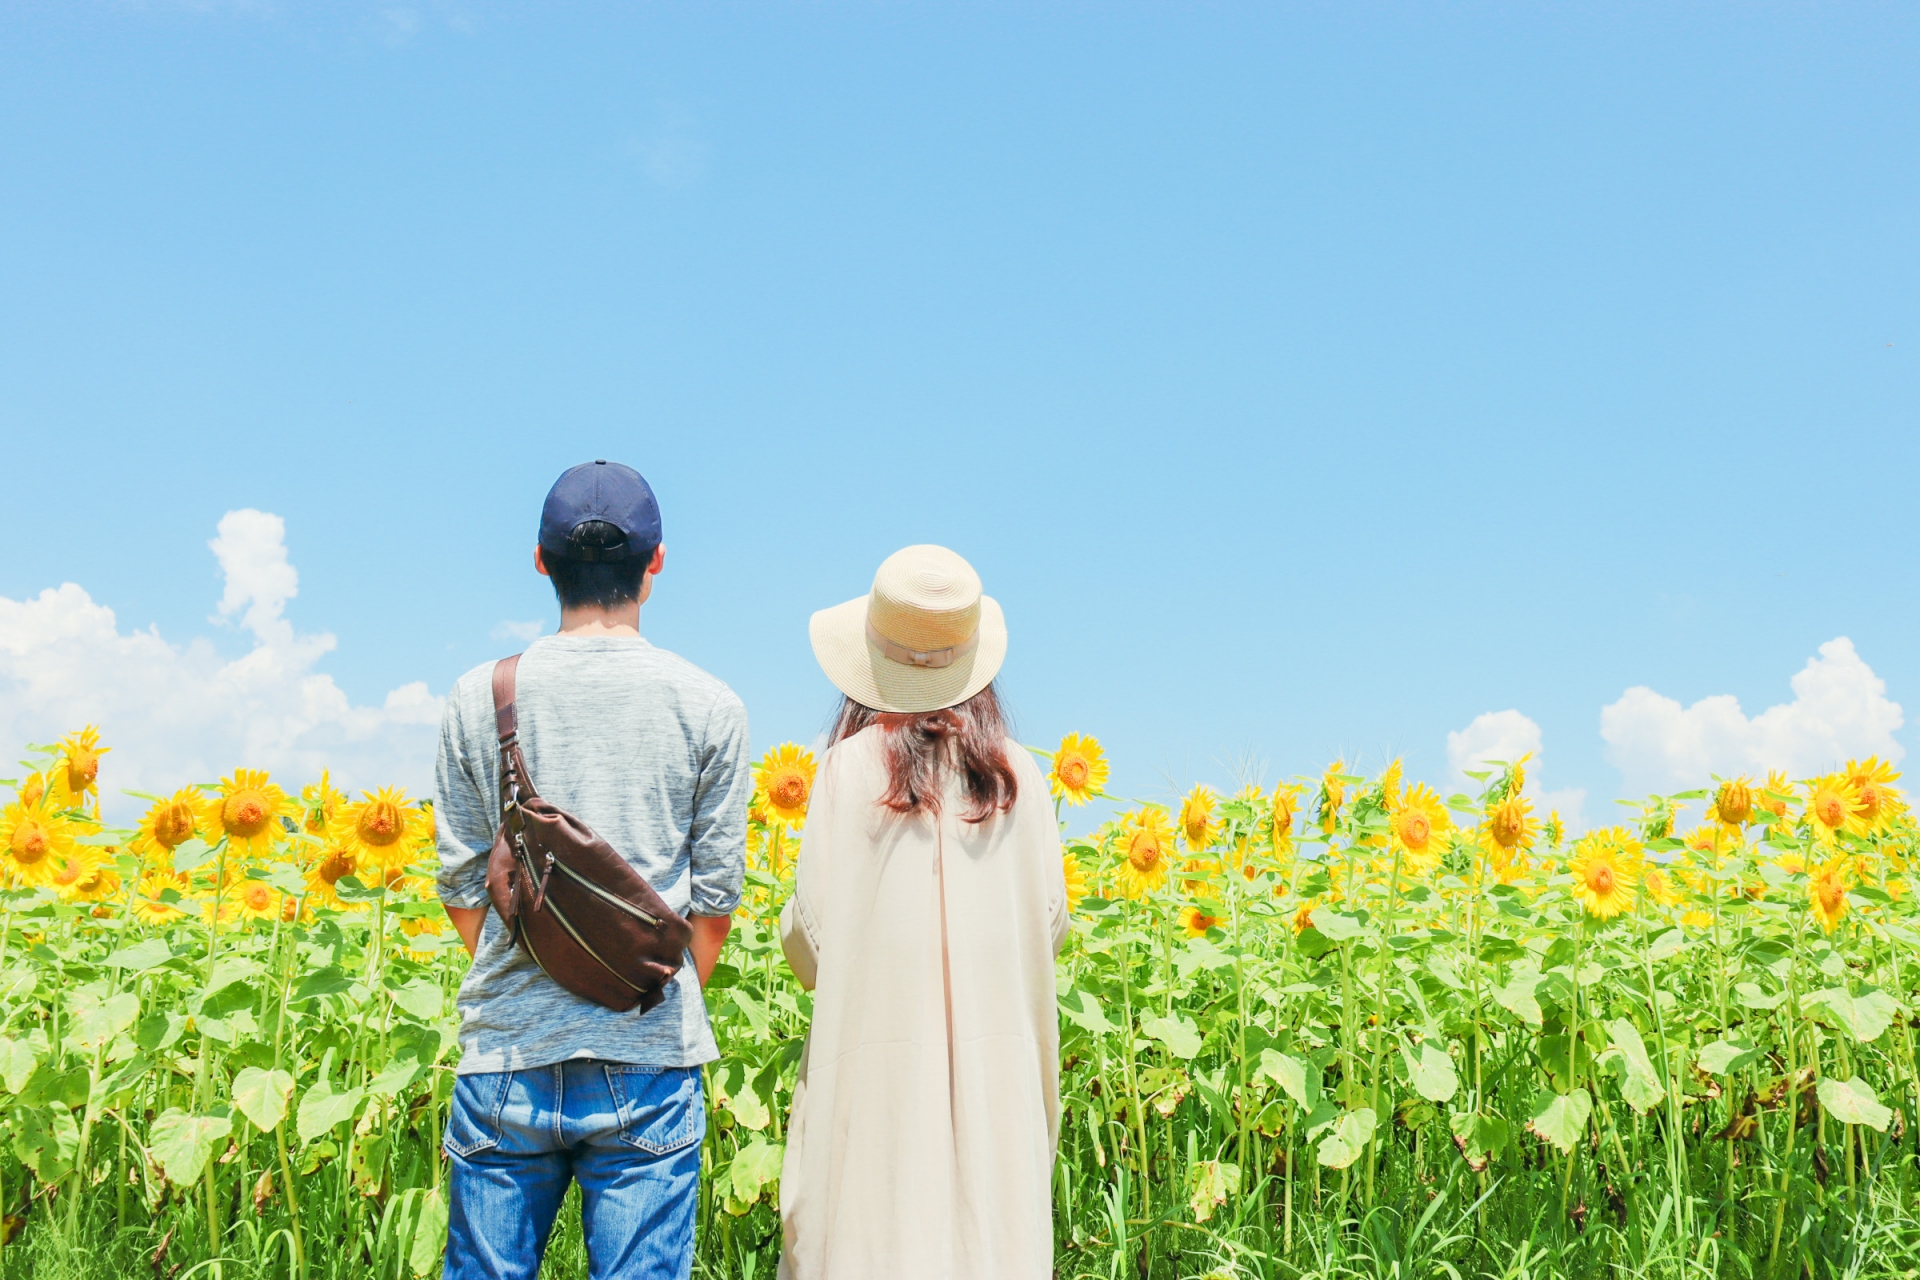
[866,619,978,669]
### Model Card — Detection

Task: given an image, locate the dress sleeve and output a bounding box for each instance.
[780,746,838,992]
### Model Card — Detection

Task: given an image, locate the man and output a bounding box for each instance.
[435,459,749,1280]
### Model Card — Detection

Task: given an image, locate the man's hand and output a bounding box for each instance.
[446,905,487,958]
[689,914,732,987]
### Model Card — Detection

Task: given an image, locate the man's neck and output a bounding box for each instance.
[556,606,641,637]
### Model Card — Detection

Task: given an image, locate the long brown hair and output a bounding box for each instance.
[827,684,1018,823]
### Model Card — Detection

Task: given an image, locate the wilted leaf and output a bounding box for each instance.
[1188,1159,1242,1222]
[1818,1076,1892,1131]
[1528,1089,1592,1155]
[148,1109,231,1186]
[12,1105,79,1182]
[0,1038,38,1094]
[409,1188,449,1277]
[66,989,139,1053]
[1806,986,1899,1044]
[728,1136,784,1203]
[230,1067,295,1133]
[1448,1110,1509,1170]
[1606,1018,1665,1114]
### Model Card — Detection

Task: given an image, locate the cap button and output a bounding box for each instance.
[595,459,606,465]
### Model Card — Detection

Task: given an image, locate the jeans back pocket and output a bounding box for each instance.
[604,1067,705,1155]
[444,1071,513,1157]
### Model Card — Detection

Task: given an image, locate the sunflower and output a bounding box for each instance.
[1681,908,1714,931]
[1642,866,1683,907]
[329,786,430,873]
[1290,901,1317,934]
[134,788,203,865]
[1808,855,1852,934]
[201,770,291,859]
[1479,793,1537,869]
[1805,773,1867,846]
[132,869,192,926]
[300,772,347,838]
[1113,807,1175,900]
[0,798,77,888]
[1387,783,1451,874]
[1178,786,1218,853]
[1179,904,1224,937]
[1317,762,1348,834]
[1568,827,1641,919]
[306,844,366,911]
[1379,759,1403,810]
[1543,811,1565,849]
[45,846,108,901]
[1049,734,1109,807]
[756,744,818,828]
[1062,851,1087,912]
[56,726,110,807]
[1845,758,1906,834]
[399,913,447,958]
[1757,772,1794,824]
[233,879,282,923]
[1773,849,1807,876]
[1270,784,1302,856]
[1708,777,1755,830]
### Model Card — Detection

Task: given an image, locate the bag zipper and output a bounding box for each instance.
[549,858,663,927]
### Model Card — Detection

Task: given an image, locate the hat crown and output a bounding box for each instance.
[868,546,981,653]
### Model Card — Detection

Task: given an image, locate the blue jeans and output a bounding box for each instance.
[444,1061,706,1280]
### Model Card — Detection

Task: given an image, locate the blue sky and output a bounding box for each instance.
[2,2,1916,824]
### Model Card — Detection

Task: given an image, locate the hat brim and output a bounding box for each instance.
[809,594,1007,715]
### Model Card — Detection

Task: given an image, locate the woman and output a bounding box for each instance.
[778,545,1070,1280]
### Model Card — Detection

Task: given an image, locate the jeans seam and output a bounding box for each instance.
[551,1063,565,1148]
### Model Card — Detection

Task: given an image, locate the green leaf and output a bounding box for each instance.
[1646,927,1686,962]
[1492,967,1545,1027]
[1309,906,1365,941]
[205,956,262,996]
[1806,986,1899,1044]
[367,1060,423,1099]
[296,1081,367,1145]
[12,1104,80,1182]
[291,966,355,1005]
[1818,1076,1892,1131]
[148,1109,232,1186]
[1058,989,1114,1037]
[1140,1014,1202,1060]
[1697,1037,1763,1076]
[409,1188,449,1277]
[1528,1089,1593,1155]
[171,838,215,873]
[1448,1110,1510,1169]
[1187,1159,1242,1223]
[1400,1041,1459,1104]
[727,1136,785,1203]
[386,978,443,1021]
[66,988,139,1052]
[729,988,770,1038]
[230,1067,295,1133]
[0,1037,39,1094]
[1257,1049,1318,1111]
[1315,1108,1377,1169]
[104,938,174,972]
[1606,1018,1666,1114]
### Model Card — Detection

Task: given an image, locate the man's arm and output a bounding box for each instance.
[690,914,732,986]
[447,904,486,958]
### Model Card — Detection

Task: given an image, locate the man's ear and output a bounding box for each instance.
[648,544,666,576]
[534,545,551,578]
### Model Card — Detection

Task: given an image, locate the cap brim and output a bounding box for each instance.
[809,595,1007,715]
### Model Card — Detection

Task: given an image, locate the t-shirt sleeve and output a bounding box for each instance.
[435,680,495,911]
[687,690,750,916]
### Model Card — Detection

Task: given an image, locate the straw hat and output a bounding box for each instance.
[810,545,1007,714]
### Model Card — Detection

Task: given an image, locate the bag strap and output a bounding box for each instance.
[492,654,522,745]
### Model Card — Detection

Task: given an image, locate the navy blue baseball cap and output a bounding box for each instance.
[539,460,662,562]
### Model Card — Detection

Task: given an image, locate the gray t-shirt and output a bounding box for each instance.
[434,634,750,1074]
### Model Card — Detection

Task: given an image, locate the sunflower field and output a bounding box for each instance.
[5,728,1920,1280]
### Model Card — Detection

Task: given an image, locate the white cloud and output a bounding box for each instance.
[1446,709,1587,832]
[0,511,441,821]
[491,619,545,645]
[1601,637,1904,798]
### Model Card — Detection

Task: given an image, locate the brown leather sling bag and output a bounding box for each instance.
[483,654,693,1013]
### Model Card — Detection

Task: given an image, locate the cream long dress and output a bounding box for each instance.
[777,726,1069,1280]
